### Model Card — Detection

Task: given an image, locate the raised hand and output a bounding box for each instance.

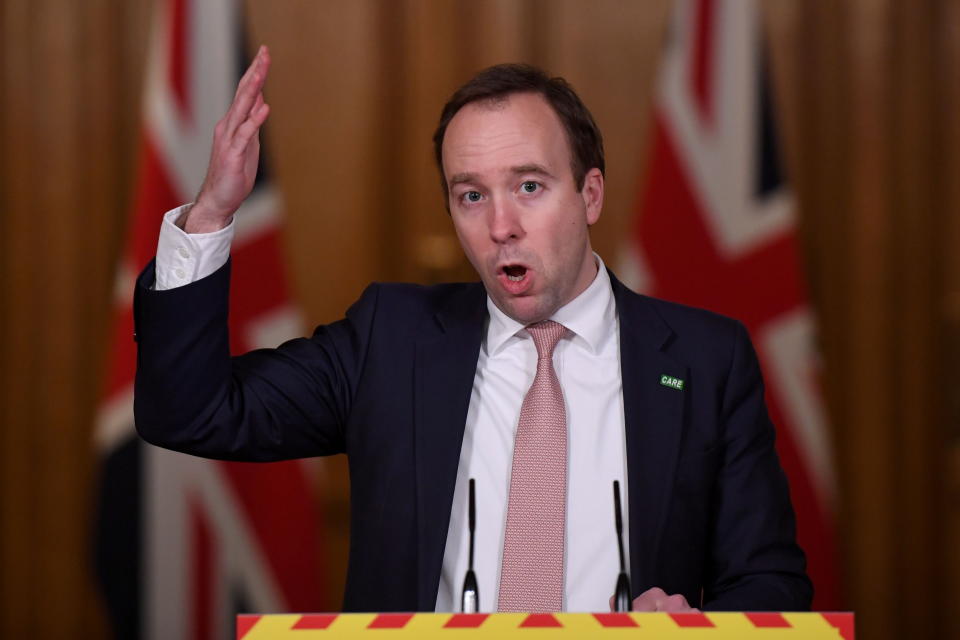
[178,45,272,233]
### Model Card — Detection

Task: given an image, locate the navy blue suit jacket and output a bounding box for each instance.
[134,259,811,612]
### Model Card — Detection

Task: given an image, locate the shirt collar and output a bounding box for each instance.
[484,253,616,356]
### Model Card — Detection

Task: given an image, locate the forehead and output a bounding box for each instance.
[441,92,573,183]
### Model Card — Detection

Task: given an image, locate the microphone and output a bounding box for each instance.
[461,478,479,613]
[612,480,632,612]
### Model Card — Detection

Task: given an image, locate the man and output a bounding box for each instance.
[134,46,812,613]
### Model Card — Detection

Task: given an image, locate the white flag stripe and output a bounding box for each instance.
[246,306,305,350]
[95,386,135,453]
[760,311,837,509]
[235,190,283,247]
[145,447,285,640]
[145,0,238,203]
[659,0,795,256]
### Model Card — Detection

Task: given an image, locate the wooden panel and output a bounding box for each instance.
[0,1,41,633]
[937,1,960,637]
[952,447,960,640]
[939,0,960,426]
[537,0,673,266]
[887,3,945,636]
[244,2,384,609]
[247,0,384,324]
[0,0,149,636]
[34,1,84,631]
[394,0,475,283]
[845,0,898,631]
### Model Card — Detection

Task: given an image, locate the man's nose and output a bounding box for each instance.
[488,196,523,243]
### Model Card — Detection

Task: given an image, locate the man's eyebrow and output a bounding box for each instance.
[510,163,556,179]
[447,164,557,189]
[448,173,478,187]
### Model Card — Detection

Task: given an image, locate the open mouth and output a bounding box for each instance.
[497,263,533,295]
[503,264,527,282]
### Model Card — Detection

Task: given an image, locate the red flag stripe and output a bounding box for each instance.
[126,134,182,279]
[635,119,805,327]
[103,306,136,399]
[229,229,294,351]
[219,460,324,611]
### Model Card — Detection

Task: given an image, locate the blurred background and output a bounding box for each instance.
[1,0,958,638]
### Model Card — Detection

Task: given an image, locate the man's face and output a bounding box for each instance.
[442,92,604,324]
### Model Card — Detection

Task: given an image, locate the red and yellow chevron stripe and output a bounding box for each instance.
[237,612,854,639]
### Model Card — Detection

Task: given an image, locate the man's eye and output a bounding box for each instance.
[520,181,539,194]
[463,191,482,203]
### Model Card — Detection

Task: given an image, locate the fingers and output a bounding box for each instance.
[235,45,267,96]
[231,101,269,154]
[630,587,665,612]
[192,45,271,222]
[658,594,695,612]
[630,587,697,612]
[234,45,270,100]
[224,46,271,138]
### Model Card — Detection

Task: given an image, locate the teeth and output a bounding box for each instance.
[507,274,523,282]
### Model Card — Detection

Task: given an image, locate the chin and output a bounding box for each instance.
[498,297,554,325]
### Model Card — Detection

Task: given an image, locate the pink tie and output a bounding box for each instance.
[498,320,569,612]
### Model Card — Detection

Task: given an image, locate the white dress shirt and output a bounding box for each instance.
[153,205,234,291]
[435,257,628,613]
[154,207,629,612]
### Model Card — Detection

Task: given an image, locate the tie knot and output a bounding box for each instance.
[526,321,568,359]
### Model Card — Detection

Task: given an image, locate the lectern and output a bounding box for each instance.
[237,611,854,638]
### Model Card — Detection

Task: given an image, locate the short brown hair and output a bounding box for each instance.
[432,63,605,201]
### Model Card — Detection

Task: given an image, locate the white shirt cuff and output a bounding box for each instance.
[154,204,235,290]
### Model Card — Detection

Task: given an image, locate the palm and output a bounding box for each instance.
[203,136,261,214]
[191,46,271,228]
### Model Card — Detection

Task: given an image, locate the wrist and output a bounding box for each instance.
[177,201,233,233]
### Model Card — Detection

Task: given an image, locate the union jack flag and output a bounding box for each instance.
[619,0,840,608]
[93,0,324,637]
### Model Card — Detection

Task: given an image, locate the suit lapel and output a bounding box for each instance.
[410,275,686,606]
[413,285,486,610]
[612,276,688,595]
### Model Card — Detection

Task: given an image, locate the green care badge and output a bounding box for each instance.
[660,374,685,391]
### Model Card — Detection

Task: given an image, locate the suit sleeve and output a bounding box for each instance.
[701,321,814,611]
[133,258,377,462]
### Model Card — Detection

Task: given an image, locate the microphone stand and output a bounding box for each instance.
[613,480,632,612]
[461,478,479,613]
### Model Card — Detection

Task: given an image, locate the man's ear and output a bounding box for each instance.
[581,168,604,225]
